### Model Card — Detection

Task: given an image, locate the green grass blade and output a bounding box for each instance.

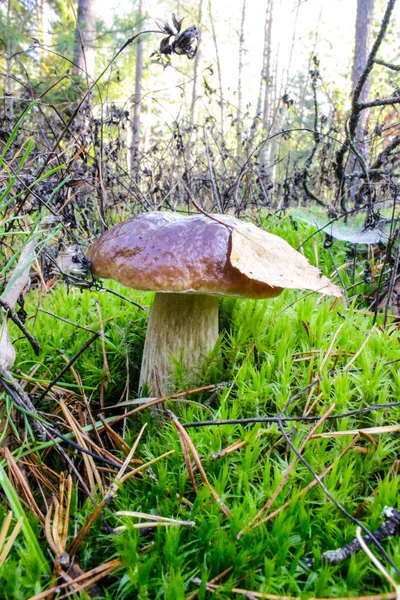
[0,463,50,574]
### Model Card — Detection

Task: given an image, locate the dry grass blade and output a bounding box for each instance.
[118,450,175,484]
[187,567,233,600]
[113,423,147,483]
[4,448,44,524]
[68,424,147,557]
[0,239,36,370]
[114,520,194,531]
[356,527,400,600]
[59,400,104,494]
[342,325,376,372]
[44,473,73,573]
[100,418,131,454]
[254,435,360,528]
[237,404,336,539]
[0,512,23,566]
[210,430,267,461]
[313,425,400,438]
[27,558,123,600]
[192,579,298,599]
[116,510,195,528]
[175,419,198,492]
[191,577,398,600]
[168,410,231,518]
[105,383,224,426]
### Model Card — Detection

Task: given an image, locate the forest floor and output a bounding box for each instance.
[1,217,399,600]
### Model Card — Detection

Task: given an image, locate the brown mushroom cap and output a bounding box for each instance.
[88,211,342,299]
[88,212,283,299]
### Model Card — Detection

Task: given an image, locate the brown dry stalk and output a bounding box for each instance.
[237,404,336,539]
[192,579,397,600]
[312,425,400,439]
[253,435,359,529]
[175,422,199,493]
[4,448,45,524]
[168,410,231,518]
[67,496,109,559]
[342,325,376,372]
[27,558,123,600]
[119,450,175,484]
[44,474,73,570]
[59,400,104,494]
[0,512,23,567]
[197,581,296,599]
[186,567,233,600]
[211,438,249,461]
[67,424,147,557]
[57,351,88,402]
[105,383,225,427]
[56,562,120,599]
[100,418,131,454]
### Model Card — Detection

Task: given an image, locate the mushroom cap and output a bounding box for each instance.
[87,212,342,299]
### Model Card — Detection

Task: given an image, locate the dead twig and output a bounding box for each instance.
[322,507,400,565]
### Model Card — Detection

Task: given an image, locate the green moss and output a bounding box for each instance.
[1,219,399,598]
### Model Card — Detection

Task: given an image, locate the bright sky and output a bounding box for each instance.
[95,0,400,123]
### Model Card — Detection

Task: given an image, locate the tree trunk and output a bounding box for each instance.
[6,0,14,118]
[130,0,144,176]
[351,0,375,159]
[72,0,96,79]
[260,0,274,174]
[186,0,204,172]
[189,0,204,128]
[208,0,224,137]
[237,0,246,155]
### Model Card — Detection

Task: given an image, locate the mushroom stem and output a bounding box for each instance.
[139,292,219,396]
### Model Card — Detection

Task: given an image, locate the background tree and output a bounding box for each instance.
[130,0,144,175]
[237,0,246,154]
[351,0,375,158]
[72,0,96,78]
[259,0,274,179]
[189,0,204,128]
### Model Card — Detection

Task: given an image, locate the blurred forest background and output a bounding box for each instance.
[1,0,400,220]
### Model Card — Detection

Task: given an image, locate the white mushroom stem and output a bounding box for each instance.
[139,292,219,396]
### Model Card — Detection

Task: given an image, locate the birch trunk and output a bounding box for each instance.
[237,0,246,155]
[130,0,144,176]
[208,0,224,137]
[351,0,374,159]
[260,0,274,173]
[189,0,204,128]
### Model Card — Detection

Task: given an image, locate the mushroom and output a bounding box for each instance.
[87,212,342,396]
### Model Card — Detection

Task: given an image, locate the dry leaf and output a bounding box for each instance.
[0,240,36,369]
[230,223,342,297]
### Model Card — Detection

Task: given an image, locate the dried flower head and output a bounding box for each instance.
[156,14,198,60]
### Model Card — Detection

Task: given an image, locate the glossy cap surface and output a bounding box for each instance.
[87,212,283,299]
[88,211,342,299]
